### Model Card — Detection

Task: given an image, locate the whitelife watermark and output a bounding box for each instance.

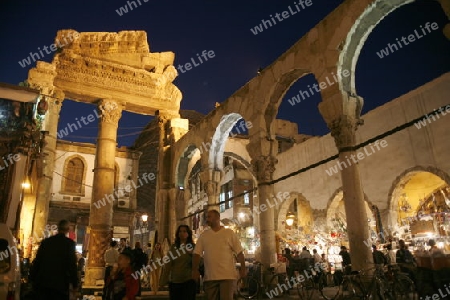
[325,139,388,176]
[131,243,194,280]
[414,105,450,130]
[186,119,252,159]
[93,172,156,209]
[250,0,313,35]
[0,153,21,171]
[266,263,326,298]
[226,192,291,228]
[115,0,149,16]
[362,225,399,248]
[18,32,80,68]
[57,108,100,139]
[376,21,439,59]
[0,224,57,261]
[420,283,450,300]
[176,50,215,75]
[287,69,350,107]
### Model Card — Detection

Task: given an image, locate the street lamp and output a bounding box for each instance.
[21,178,31,189]
[140,214,149,246]
[141,214,148,223]
[286,212,295,227]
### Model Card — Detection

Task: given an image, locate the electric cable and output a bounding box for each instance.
[179,104,450,220]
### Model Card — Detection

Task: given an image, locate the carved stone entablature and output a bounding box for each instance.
[28,30,182,116]
[56,30,175,74]
[98,99,123,125]
[27,61,56,88]
[53,51,180,98]
[251,156,278,183]
[26,73,65,115]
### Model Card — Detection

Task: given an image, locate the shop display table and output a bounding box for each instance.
[415,255,450,297]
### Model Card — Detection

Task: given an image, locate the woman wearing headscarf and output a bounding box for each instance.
[160,225,196,300]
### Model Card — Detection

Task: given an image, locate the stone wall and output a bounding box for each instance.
[273,73,450,219]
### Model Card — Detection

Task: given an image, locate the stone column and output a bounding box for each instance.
[154,112,169,241]
[199,168,221,210]
[156,189,169,243]
[84,99,123,287]
[330,115,372,271]
[168,187,177,243]
[32,91,63,238]
[129,151,142,211]
[252,155,278,268]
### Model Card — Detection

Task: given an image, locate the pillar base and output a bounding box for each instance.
[84,267,105,287]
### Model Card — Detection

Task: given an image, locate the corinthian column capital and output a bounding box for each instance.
[329,115,358,150]
[252,156,277,183]
[98,99,123,125]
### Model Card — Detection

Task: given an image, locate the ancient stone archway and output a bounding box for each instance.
[264,69,310,136]
[209,113,246,170]
[27,30,182,286]
[326,191,372,226]
[175,145,199,189]
[168,0,450,269]
[339,0,420,97]
[277,192,313,232]
[387,166,450,228]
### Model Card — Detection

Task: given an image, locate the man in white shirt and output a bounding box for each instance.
[300,247,312,259]
[312,249,322,263]
[103,240,119,294]
[192,209,246,300]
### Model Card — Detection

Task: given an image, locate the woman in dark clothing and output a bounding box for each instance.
[396,239,416,283]
[160,225,196,300]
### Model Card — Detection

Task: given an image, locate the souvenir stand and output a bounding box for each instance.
[409,190,450,297]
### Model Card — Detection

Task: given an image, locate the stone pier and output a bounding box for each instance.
[84,99,123,286]
[330,114,373,271]
[252,155,278,268]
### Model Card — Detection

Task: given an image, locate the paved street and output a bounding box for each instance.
[136,286,341,299]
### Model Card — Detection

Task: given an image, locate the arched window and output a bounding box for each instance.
[63,158,84,194]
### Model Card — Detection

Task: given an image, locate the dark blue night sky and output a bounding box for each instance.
[0,0,449,146]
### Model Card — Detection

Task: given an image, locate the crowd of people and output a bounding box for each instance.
[22,216,447,299]
[282,245,351,287]
[25,210,247,300]
[281,237,446,291]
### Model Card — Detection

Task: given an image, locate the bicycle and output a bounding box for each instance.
[319,266,393,299]
[386,264,417,299]
[236,261,289,299]
[295,260,326,300]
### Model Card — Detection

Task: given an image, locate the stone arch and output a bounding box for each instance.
[338,0,417,97]
[209,113,247,170]
[264,69,311,136]
[60,154,87,196]
[174,144,199,189]
[223,152,255,179]
[386,165,450,227]
[276,192,313,232]
[325,188,374,229]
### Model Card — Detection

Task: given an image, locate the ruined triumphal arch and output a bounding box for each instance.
[27,29,183,285]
